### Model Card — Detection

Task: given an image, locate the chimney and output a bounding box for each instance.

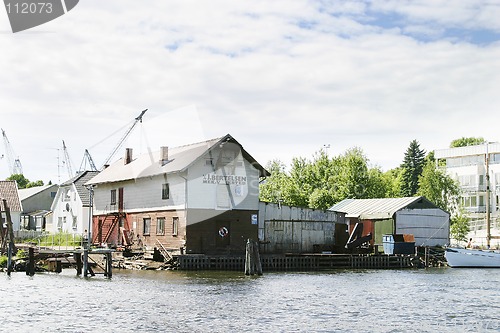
[160,146,169,166]
[124,148,133,165]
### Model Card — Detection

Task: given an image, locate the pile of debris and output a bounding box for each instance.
[111,251,180,271]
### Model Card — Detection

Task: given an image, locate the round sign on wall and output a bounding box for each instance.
[218,226,229,238]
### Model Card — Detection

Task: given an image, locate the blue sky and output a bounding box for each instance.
[1,0,500,183]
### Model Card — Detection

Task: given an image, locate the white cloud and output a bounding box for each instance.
[0,1,500,183]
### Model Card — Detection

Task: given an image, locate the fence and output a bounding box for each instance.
[14,230,45,241]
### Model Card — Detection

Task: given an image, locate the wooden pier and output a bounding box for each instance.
[177,253,416,271]
[37,248,114,277]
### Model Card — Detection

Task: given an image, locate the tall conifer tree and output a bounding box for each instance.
[400,140,426,196]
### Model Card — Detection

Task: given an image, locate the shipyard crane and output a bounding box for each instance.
[62,140,75,178]
[79,149,98,172]
[78,109,147,172]
[100,109,147,169]
[1,129,23,175]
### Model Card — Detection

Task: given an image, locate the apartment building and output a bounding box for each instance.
[435,143,500,247]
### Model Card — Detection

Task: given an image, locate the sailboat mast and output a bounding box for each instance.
[486,143,491,248]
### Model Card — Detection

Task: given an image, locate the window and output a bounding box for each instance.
[111,189,117,205]
[156,217,165,235]
[22,215,30,230]
[57,217,63,231]
[63,188,71,202]
[162,183,170,200]
[172,217,179,236]
[72,216,78,229]
[143,218,151,235]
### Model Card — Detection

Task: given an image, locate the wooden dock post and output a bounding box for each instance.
[245,239,263,276]
[104,252,113,278]
[26,247,35,276]
[7,242,13,276]
[75,253,82,276]
[83,249,89,277]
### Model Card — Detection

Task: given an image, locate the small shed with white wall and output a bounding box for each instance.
[330,196,449,247]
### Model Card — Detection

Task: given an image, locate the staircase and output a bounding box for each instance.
[156,239,173,262]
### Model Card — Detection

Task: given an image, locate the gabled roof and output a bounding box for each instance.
[86,134,270,185]
[0,180,22,212]
[329,196,439,220]
[61,171,99,206]
[18,184,58,201]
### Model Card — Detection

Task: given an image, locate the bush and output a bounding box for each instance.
[0,256,7,268]
[16,249,27,258]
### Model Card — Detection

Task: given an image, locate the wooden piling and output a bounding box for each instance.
[104,252,113,278]
[26,247,35,276]
[7,242,13,276]
[83,249,89,277]
[245,239,263,276]
[75,253,82,276]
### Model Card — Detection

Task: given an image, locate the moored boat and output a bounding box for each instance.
[445,248,500,268]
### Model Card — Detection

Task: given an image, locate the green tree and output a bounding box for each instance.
[5,174,44,189]
[259,159,289,204]
[417,159,461,213]
[450,212,470,242]
[400,140,426,197]
[450,137,485,148]
[260,147,395,210]
[6,173,29,188]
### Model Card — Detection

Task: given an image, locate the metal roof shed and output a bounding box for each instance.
[330,197,450,247]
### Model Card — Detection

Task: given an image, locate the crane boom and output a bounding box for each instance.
[62,140,74,178]
[1,128,23,175]
[100,109,147,168]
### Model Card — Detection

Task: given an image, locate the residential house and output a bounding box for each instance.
[51,171,99,235]
[435,143,500,247]
[0,180,23,231]
[330,196,450,248]
[18,184,58,231]
[86,134,270,254]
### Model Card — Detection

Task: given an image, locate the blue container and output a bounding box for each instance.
[383,234,415,255]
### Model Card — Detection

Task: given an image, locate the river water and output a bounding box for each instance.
[2,268,499,333]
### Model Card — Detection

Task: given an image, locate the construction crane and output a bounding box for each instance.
[1,128,23,175]
[78,109,147,172]
[79,149,98,172]
[100,109,147,169]
[62,140,75,178]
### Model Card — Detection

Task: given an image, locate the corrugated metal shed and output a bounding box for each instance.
[329,196,436,220]
[0,180,22,212]
[86,134,269,185]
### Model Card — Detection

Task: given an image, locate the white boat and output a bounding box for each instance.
[445,248,500,268]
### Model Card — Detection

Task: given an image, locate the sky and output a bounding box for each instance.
[1,0,500,184]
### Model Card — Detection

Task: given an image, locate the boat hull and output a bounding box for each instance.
[445,248,500,268]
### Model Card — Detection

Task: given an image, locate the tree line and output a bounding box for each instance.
[259,137,486,241]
